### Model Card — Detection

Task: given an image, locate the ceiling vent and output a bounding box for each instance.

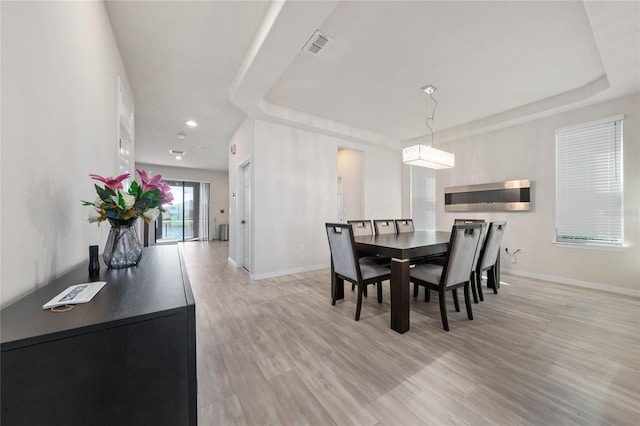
[303,30,332,56]
[169,149,185,155]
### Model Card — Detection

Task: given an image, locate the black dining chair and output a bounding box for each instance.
[474,221,507,301]
[347,219,374,237]
[454,218,486,225]
[347,219,388,295]
[373,219,397,235]
[395,219,415,233]
[325,223,391,321]
[409,223,483,331]
[414,220,487,302]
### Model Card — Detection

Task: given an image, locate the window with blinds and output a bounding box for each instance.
[555,116,623,245]
[411,165,436,231]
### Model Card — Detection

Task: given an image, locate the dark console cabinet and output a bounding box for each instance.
[1,245,196,426]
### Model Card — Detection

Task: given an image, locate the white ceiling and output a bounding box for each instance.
[105,0,640,172]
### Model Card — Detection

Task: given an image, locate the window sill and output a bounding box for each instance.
[553,241,628,252]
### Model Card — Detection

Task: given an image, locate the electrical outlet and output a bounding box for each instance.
[505,247,523,263]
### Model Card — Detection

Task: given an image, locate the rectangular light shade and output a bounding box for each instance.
[402,144,454,170]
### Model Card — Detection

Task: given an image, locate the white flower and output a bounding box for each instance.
[112,190,136,209]
[88,208,102,223]
[143,207,160,222]
[121,193,136,209]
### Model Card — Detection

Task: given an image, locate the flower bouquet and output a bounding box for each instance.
[82,169,173,268]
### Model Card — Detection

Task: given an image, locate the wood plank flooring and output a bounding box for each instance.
[181,241,640,425]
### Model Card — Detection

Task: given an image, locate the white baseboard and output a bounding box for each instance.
[501,268,640,298]
[251,263,330,280]
[227,257,237,268]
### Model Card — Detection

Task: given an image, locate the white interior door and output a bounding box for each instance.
[242,162,251,272]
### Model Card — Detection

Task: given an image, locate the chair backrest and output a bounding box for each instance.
[471,222,488,271]
[442,223,483,288]
[373,220,397,235]
[478,221,507,271]
[325,223,360,282]
[395,219,415,233]
[347,220,374,237]
[454,218,485,225]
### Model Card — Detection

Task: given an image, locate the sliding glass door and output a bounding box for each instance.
[156,181,209,243]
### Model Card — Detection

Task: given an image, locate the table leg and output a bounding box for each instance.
[390,258,410,334]
[331,261,344,302]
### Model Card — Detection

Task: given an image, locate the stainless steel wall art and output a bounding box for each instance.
[445,179,531,212]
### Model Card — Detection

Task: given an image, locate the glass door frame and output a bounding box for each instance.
[155,181,202,243]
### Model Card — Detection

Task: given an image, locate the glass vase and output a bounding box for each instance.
[104,218,143,269]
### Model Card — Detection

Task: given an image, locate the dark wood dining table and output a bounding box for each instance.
[332,231,450,334]
[331,230,502,334]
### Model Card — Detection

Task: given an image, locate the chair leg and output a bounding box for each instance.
[452,288,460,312]
[425,288,430,302]
[439,290,449,331]
[464,283,473,320]
[470,272,479,304]
[491,268,499,294]
[413,282,419,298]
[476,271,484,302]
[363,285,368,297]
[332,281,339,306]
[377,282,383,303]
[355,284,363,321]
[351,283,355,291]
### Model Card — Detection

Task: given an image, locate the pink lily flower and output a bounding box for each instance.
[159,182,174,204]
[158,182,173,204]
[89,173,129,190]
[137,169,162,192]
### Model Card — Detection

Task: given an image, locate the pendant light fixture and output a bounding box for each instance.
[402,84,455,170]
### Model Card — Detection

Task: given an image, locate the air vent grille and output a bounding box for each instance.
[169,149,185,155]
[303,30,332,56]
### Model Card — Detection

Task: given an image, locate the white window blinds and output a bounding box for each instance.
[411,165,436,231]
[556,117,623,245]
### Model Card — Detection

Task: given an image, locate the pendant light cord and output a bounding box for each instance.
[425,92,438,147]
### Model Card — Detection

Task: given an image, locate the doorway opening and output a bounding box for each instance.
[156,180,210,243]
[337,148,364,222]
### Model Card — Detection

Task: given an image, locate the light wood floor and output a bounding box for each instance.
[182,241,640,426]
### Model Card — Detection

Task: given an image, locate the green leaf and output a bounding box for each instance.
[129,181,139,196]
[95,184,115,202]
[105,210,121,220]
[117,191,126,209]
[133,198,153,211]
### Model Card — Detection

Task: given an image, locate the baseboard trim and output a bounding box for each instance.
[251,263,330,281]
[227,257,237,268]
[501,268,640,298]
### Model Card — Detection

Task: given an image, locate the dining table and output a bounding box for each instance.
[331,230,500,334]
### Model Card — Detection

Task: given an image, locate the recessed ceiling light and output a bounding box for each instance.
[185,120,198,127]
[175,155,182,160]
[177,132,186,139]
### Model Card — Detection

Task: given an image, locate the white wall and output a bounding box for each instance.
[135,163,229,239]
[1,2,133,307]
[228,119,402,279]
[434,94,640,295]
